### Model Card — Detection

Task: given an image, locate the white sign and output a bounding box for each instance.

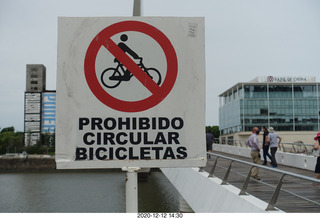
[56,17,206,169]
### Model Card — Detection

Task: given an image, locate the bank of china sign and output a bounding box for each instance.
[56,17,206,169]
[266,76,315,83]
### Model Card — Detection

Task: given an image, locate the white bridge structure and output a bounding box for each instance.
[161,143,320,213]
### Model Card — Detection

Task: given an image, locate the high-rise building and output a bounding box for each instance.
[26,64,46,92]
[24,64,55,146]
[219,76,320,143]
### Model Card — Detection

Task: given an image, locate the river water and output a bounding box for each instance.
[0,170,180,213]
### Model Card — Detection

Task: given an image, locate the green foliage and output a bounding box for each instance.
[206,126,220,139]
[0,127,24,154]
[0,126,15,133]
[0,126,55,155]
[42,133,55,147]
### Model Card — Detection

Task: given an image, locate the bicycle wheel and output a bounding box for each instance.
[146,68,162,85]
[101,68,121,88]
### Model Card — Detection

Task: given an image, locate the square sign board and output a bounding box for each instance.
[56,17,206,169]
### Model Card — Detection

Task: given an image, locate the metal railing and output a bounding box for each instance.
[216,139,315,155]
[203,152,320,211]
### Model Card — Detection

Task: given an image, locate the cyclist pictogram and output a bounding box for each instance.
[84,20,178,112]
[101,34,161,89]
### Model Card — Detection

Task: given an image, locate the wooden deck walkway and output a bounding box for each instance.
[204,151,320,213]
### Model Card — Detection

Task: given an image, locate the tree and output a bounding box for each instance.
[1,126,14,133]
[0,126,24,154]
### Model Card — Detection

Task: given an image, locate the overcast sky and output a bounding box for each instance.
[1,0,320,131]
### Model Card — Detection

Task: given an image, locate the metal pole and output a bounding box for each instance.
[133,0,141,16]
[122,167,140,212]
[121,1,142,213]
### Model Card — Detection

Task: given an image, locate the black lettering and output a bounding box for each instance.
[75,147,87,160]
[104,118,116,130]
[79,118,89,130]
[96,147,107,160]
[168,132,180,144]
[152,117,157,129]
[92,117,103,130]
[97,132,101,145]
[140,147,151,159]
[116,132,128,145]
[154,132,167,144]
[172,117,184,129]
[163,147,175,159]
[109,147,114,160]
[176,147,187,159]
[104,132,115,145]
[129,132,141,145]
[152,147,163,159]
[118,117,130,130]
[129,147,139,159]
[89,147,94,160]
[116,147,127,160]
[143,132,153,144]
[159,117,170,129]
[139,117,150,129]
[132,118,137,130]
[83,132,95,145]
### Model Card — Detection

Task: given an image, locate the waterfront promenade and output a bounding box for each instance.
[162,143,320,213]
[203,150,320,212]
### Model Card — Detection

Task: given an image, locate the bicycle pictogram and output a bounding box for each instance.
[101,34,162,89]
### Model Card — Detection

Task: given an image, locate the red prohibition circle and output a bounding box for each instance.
[84,20,178,112]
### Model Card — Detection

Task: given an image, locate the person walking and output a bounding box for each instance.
[313,132,320,186]
[261,126,272,165]
[266,127,282,168]
[246,127,262,180]
[206,131,214,159]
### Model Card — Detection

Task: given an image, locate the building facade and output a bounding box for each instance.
[219,76,320,143]
[24,64,56,146]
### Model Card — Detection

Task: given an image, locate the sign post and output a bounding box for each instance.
[56,17,206,212]
[122,167,140,212]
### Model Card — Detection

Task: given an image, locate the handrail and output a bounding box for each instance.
[206,152,320,211]
[216,139,315,155]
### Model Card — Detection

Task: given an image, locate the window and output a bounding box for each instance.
[294,85,317,98]
[269,85,292,98]
[260,109,268,115]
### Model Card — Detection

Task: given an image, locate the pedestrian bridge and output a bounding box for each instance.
[161,143,320,213]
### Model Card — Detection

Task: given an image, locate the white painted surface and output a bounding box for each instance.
[161,167,283,213]
[56,17,206,169]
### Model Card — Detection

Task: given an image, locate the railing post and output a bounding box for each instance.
[208,156,219,178]
[221,160,234,185]
[266,174,286,211]
[292,143,296,153]
[303,143,308,155]
[239,166,254,195]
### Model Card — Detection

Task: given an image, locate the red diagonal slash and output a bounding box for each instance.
[84,20,178,112]
[104,38,160,94]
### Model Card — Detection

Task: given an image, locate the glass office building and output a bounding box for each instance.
[219,76,320,135]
